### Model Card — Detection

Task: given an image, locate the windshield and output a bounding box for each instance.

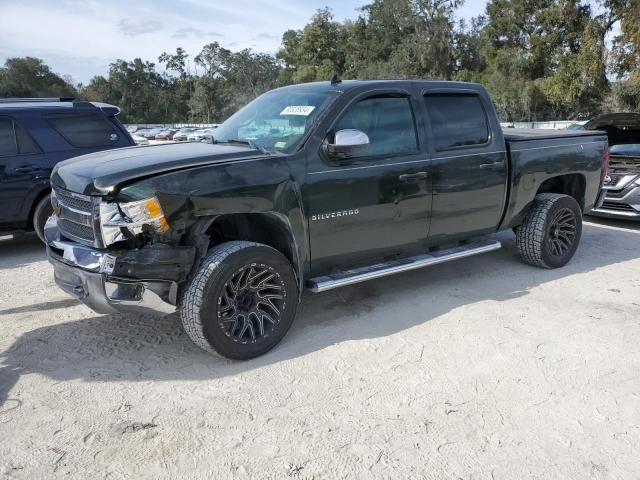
[610,144,640,156]
[212,87,336,153]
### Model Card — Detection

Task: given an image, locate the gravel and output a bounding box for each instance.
[1,219,639,479]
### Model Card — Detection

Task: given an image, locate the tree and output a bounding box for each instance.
[194,42,228,78]
[276,8,347,82]
[8,0,640,123]
[0,57,77,98]
[158,47,190,80]
[83,58,169,123]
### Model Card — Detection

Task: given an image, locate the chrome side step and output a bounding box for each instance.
[307,239,502,293]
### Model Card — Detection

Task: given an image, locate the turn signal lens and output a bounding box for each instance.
[146,197,164,218]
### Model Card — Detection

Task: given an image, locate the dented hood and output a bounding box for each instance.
[51,142,265,196]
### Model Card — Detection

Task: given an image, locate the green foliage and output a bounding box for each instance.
[0,57,76,98]
[3,0,639,122]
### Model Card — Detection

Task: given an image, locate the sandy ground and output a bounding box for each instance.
[0,219,639,479]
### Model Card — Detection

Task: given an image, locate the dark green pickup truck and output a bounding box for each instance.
[45,80,608,359]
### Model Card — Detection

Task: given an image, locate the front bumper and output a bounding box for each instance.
[45,218,178,316]
[590,176,640,220]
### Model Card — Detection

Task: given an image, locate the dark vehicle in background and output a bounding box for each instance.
[0,97,134,241]
[586,113,640,219]
[45,80,607,360]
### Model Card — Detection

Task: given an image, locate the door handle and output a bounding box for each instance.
[14,166,37,173]
[398,172,428,181]
[479,161,504,169]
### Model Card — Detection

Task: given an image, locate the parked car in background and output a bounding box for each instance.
[187,127,218,142]
[138,128,163,139]
[173,128,198,142]
[0,97,134,241]
[131,134,149,145]
[154,129,178,141]
[586,113,640,220]
[134,128,151,138]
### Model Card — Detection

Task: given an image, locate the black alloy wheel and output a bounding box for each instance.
[217,263,286,344]
[180,241,298,360]
[546,207,578,258]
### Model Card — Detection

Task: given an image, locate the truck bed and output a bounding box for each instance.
[500,128,608,227]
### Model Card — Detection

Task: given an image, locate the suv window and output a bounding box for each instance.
[424,94,489,151]
[45,113,118,148]
[0,117,17,156]
[0,117,43,156]
[335,95,418,158]
[16,124,42,154]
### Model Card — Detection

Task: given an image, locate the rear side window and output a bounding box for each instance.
[45,113,119,148]
[335,95,418,158]
[424,94,489,151]
[16,125,42,154]
[0,117,17,156]
[0,117,41,156]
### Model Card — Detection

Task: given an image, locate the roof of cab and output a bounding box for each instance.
[272,79,486,93]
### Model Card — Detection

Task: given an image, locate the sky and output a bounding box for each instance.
[0,0,488,84]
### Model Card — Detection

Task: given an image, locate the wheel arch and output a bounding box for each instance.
[535,174,587,211]
[26,187,51,229]
[185,212,305,297]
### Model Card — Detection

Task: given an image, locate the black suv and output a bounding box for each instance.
[0,98,134,241]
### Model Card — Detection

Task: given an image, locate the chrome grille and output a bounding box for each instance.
[52,186,101,247]
[54,188,93,211]
[58,218,96,242]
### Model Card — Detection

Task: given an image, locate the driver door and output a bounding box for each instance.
[305,91,432,276]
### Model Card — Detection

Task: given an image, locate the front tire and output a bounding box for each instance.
[33,194,52,243]
[516,193,582,269]
[180,241,299,360]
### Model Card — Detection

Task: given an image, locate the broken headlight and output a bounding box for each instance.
[100,196,169,246]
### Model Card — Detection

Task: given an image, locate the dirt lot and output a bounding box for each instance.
[1,219,639,479]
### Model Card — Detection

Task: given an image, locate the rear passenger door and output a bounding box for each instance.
[422,92,508,242]
[0,116,45,224]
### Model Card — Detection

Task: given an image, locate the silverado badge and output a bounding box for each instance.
[311,209,359,221]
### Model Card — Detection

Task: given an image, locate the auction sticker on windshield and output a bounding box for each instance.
[280,106,315,116]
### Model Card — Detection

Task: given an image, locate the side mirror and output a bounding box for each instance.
[202,134,214,144]
[325,129,369,160]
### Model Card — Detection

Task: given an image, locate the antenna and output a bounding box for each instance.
[330,73,341,85]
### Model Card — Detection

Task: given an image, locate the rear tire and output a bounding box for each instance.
[516,193,582,269]
[180,241,299,360]
[33,194,52,243]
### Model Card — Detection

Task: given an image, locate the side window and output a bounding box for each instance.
[0,117,18,157]
[45,113,118,148]
[16,125,42,154]
[335,95,418,158]
[424,94,489,151]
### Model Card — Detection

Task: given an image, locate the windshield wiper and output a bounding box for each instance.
[214,138,268,154]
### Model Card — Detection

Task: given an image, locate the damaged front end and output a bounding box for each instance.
[46,187,196,316]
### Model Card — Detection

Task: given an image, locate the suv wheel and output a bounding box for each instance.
[33,194,53,243]
[180,241,299,360]
[516,193,582,268]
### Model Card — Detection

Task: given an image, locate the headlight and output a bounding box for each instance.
[100,196,169,246]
